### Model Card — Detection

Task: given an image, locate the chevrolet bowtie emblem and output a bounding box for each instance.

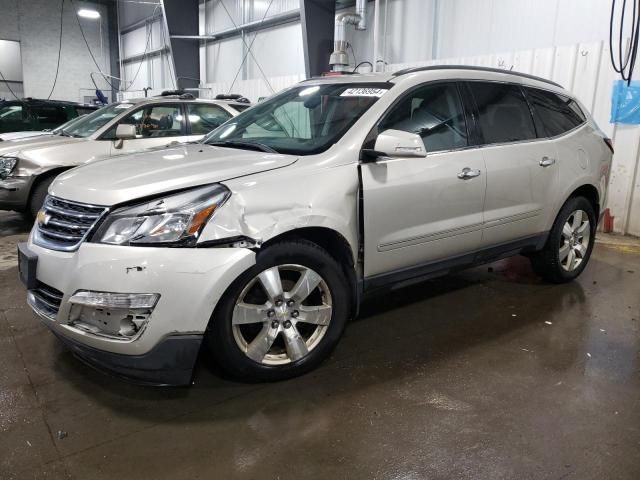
[36,210,50,227]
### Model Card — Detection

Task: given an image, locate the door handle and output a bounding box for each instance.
[539,156,556,167]
[457,167,481,180]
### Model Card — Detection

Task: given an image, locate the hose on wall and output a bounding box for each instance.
[610,0,640,85]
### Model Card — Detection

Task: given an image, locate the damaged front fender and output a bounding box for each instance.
[198,161,360,260]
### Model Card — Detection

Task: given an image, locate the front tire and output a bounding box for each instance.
[531,196,596,283]
[207,239,351,381]
[28,175,55,219]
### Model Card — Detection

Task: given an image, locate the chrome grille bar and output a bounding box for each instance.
[33,195,109,252]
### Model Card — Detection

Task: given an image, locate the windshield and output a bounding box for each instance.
[203,83,390,155]
[61,102,134,138]
[0,104,23,120]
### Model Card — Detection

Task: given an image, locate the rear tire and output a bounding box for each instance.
[28,175,55,219]
[531,196,596,283]
[206,239,351,382]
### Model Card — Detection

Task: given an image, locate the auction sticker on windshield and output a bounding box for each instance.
[340,88,388,97]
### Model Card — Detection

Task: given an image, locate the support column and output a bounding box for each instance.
[162,0,200,90]
[300,0,336,78]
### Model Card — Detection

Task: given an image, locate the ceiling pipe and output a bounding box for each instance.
[372,0,380,72]
[329,0,367,71]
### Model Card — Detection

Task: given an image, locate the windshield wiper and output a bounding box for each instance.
[59,129,82,138]
[207,140,277,154]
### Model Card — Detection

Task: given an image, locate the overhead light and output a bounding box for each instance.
[77,9,101,19]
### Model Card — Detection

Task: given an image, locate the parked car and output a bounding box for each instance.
[0,93,250,217]
[0,115,92,142]
[19,66,612,386]
[0,98,98,135]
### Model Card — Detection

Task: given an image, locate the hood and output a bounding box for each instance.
[0,135,88,173]
[0,131,53,142]
[50,143,298,206]
[0,134,81,153]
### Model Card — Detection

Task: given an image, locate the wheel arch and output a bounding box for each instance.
[568,183,600,218]
[28,167,69,197]
[262,227,359,318]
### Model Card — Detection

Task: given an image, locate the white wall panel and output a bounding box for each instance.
[245,23,304,79]
[435,0,613,60]
[205,37,244,84]
[551,45,578,91]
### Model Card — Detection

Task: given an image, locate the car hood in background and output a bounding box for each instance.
[0,131,53,142]
[51,143,298,206]
[0,135,86,162]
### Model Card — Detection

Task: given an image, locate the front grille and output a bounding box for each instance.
[33,196,108,252]
[28,282,64,321]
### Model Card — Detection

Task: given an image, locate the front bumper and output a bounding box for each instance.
[51,329,203,386]
[24,238,256,385]
[0,176,33,211]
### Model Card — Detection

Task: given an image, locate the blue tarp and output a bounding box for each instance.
[611,80,640,124]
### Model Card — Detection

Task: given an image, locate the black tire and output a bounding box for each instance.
[28,175,56,219]
[531,196,597,283]
[206,239,351,382]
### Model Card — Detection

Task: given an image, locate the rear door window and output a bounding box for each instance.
[524,88,586,137]
[31,105,68,129]
[467,82,537,145]
[379,82,468,152]
[185,104,232,135]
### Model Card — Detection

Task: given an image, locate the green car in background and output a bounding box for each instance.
[0,98,98,135]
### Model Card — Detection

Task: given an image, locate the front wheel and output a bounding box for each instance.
[207,239,351,381]
[531,196,597,283]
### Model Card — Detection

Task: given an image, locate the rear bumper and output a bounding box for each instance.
[0,176,32,211]
[51,327,203,386]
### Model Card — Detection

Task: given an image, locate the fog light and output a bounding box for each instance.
[69,291,159,309]
[66,291,160,341]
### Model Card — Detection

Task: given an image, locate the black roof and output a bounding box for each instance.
[1,98,98,107]
[392,65,563,88]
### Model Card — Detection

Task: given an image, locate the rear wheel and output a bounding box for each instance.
[207,239,351,381]
[531,196,596,283]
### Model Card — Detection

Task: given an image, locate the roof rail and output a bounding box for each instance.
[392,65,563,88]
[215,93,251,103]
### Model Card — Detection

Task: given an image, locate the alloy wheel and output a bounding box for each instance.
[231,264,333,365]
[559,209,590,272]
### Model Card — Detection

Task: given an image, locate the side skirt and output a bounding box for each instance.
[362,232,548,297]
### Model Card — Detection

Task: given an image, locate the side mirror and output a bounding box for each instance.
[362,129,426,162]
[116,124,137,140]
[113,124,137,149]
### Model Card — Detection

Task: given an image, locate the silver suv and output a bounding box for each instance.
[19,66,613,386]
[0,93,249,217]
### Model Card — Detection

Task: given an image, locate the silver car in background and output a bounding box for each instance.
[0,93,250,217]
[19,66,612,386]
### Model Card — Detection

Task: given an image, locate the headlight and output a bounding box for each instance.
[0,157,17,180]
[92,184,230,246]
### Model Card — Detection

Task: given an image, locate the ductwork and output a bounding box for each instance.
[329,0,367,71]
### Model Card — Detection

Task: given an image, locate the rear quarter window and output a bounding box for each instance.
[524,88,586,137]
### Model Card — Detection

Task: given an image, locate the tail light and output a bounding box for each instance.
[603,137,614,154]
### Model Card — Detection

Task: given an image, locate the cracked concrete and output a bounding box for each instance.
[1,211,639,479]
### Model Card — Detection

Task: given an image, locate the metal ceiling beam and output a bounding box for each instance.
[171,9,301,44]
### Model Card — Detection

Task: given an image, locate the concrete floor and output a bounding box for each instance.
[1,211,639,480]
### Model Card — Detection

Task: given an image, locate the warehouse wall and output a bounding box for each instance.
[201,0,304,87]
[0,0,112,102]
[118,0,175,94]
[119,16,175,93]
[345,0,614,69]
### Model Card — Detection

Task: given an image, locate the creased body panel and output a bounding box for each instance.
[201,161,361,262]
